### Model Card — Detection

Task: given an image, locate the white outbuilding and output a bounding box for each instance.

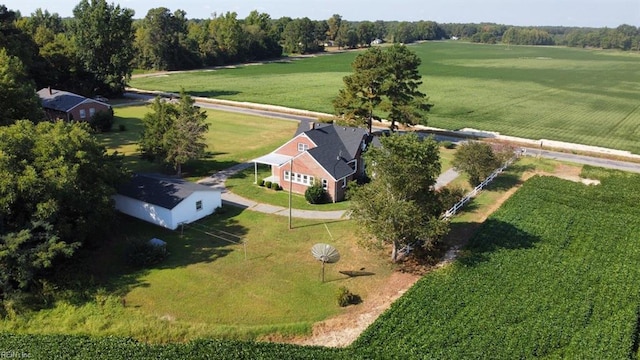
[113,174,222,230]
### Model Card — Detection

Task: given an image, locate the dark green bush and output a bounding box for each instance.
[336,286,361,307]
[118,124,126,131]
[305,182,326,204]
[89,110,114,132]
[441,140,456,149]
[438,186,467,210]
[259,179,265,187]
[126,238,168,268]
[270,182,280,190]
[264,181,272,189]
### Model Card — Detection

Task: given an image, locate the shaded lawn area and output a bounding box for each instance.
[1,207,394,343]
[101,105,297,179]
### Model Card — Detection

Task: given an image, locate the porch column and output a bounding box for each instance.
[254,162,258,184]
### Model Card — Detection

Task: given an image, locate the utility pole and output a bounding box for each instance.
[289,157,293,230]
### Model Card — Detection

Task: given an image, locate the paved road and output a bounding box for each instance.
[521,148,640,174]
[126,90,640,216]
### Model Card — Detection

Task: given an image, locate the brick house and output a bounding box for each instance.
[37,87,111,122]
[252,123,378,202]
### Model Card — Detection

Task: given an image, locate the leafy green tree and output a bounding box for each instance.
[349,133,447,262]
[0,120,126,300]
[0,5,45,86]
[72,0,135,95]
[244,11,282,60]
[383,44,432,130]
[357,21,376,47]
[139,91,209,175]
[333,46,387,133]
[334,45,431,133]
[0,49,42,125]
[282,17,320,54]
[139,97,178,162]
[209,11,246,63]
[452,141,501,186]
[165,92,209,175]
[326,14,342,41]
[135,7,192,70]
[335,22,351,49]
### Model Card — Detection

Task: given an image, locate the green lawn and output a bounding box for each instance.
[102,105,298,178]
[130,42,640,154]
[0,208,394,343]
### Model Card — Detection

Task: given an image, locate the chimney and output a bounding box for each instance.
[48,86,52,95]
[309,121,315,130]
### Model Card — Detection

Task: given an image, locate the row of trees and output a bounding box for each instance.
[0,121,127,307]
[448,22,640,50]
[6,1,640,106]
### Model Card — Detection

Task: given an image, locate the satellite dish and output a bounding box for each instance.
[311,243,340,282]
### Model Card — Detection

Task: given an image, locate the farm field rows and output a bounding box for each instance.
[5,168,640,358]
[353,169,640,358]
[129,42,640,154]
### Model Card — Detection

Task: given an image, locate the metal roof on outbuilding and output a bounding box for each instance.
[117,173,220,210]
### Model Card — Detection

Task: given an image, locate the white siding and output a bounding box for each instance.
[171,191,222,228]
[113,194,175,229]
[113,190,222,230]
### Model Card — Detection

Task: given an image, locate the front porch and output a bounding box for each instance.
[250,153,293,184]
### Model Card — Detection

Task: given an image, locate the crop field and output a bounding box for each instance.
[353,169,640,358]
[6,169,640,358]
[129,42,640,153]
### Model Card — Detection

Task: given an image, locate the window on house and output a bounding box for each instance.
[288,171,315,186]
[89,108,96,117]
[297,143,309,152]
[196,200,203,211]
[322,179,328,190]
[79,109,86,119]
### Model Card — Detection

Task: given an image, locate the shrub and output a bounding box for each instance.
[89,110,114,132]
[305,182,327,204]
[126,238,168,268]
[264,181,272,189]
[259,179,265,187]
[438,186,467,210]
[336,286,361,307]
[118,124,126,132]
[270,182,280,190]
[441,140,456,149]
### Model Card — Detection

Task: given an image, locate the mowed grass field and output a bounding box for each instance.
[0,209,394,343]
[129,42,640,153]
[102,104,297,178]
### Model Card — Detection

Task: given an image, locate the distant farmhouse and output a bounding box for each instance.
[114,174,222,230]
[252,123,378,202]
[37,87,111,121]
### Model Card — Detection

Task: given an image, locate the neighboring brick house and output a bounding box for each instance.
[37,87,111,122]
[252,123,378,202]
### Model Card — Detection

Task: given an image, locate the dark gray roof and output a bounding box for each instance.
[37,88,107,112]
[303,124,373,180]
[117,174,219,210]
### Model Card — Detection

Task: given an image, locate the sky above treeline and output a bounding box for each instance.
[8,0,640,28]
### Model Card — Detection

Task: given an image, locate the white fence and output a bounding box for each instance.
[442,149,522,220]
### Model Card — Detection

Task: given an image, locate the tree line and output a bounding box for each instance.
[5,2,639,106]
[446,22,640,50]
